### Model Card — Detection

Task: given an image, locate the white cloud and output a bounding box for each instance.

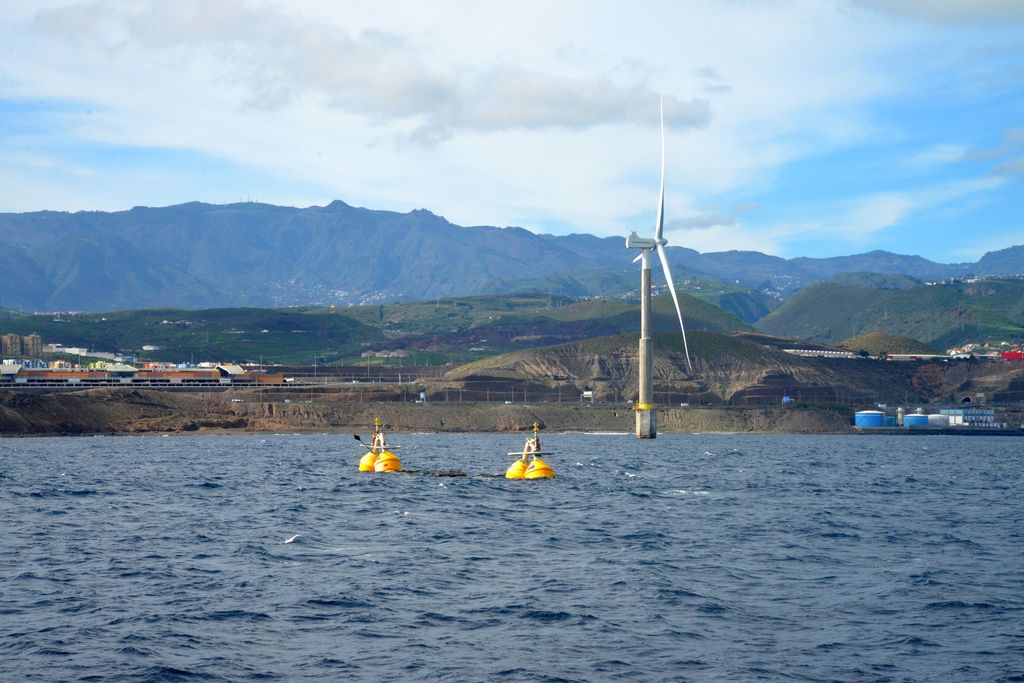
[761,176,1007,249]
[851,0,1024,24]
[0,0,1018,265]
[669,213,737,230]
[31,0,711,144]
[997,156,1024,175]
[663,173,1008,259]
[666,222,783,255]
[842,192,918,235]
[907,143,968,167]
[948,232,1024,261]
[918,176,1008,203]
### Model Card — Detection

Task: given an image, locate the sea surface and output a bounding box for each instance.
[1,432,1022,682]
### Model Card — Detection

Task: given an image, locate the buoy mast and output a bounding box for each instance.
[505,422,555,479]
[358,417,401,472]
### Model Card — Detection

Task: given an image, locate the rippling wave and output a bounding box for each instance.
[1,433,1022,681]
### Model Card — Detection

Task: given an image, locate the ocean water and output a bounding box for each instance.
[1,432,1022,682]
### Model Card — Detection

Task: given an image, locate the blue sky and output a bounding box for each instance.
[1,0,1022,263]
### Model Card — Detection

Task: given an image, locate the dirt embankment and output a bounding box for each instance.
[0,388,855,436]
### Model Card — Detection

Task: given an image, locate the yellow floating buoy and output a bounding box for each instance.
[357,417,402,472]
[505,459,528,479]
[504,422,555,479]
[374,451,401,472]
[358,451,379,472]
[524,457,555,479]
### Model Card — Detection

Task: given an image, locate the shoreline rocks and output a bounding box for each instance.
[1,388,855,436]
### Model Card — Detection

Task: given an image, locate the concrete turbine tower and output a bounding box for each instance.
[625,98,694,439]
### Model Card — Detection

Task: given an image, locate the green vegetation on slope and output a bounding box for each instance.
[0,290,752,365]
[508,268,778,324]
[331,293,577,334]
[647,291,753,334]
[0,307,384,365]
[756,278,1024,348]
[340,290,750,357]
[825,272,921,289]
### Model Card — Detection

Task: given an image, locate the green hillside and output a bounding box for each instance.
[509,268,777,323]
[335,290,747,340]
[508,269,636,298]
[0,307,385,365]
[825,272,920,289]
[705,290,775,323]
[334,293,578,333]
[647,292,752,334]
[756,278,1024,349]
[338,290,751,363]
[0,290,751,365]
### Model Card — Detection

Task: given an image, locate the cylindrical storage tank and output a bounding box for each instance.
[855,410,885,428]
[903,414,929,428]
[884,416,897,427]
[927,414,949,428]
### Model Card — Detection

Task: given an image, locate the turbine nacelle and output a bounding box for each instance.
[626,232,658,250]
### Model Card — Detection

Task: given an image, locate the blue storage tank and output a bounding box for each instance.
[903,413,929,428]
[855,410,885,427]
[884,416,897,427]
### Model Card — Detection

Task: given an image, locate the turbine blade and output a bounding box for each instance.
[655,97,665,243]
[632,253,643,263]
[656,242,694,373]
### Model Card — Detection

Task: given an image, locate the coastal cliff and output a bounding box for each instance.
[0,388,854,436]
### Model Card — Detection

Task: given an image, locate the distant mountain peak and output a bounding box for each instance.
[0,199,1022,312]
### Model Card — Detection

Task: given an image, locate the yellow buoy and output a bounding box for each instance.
[359,417,401,472]
[358,451,379,472]
[524,457,555,479]
[505,459,528,479]
[373,451,401,472]
[505,422,555,479]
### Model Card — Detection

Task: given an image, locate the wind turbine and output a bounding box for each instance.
[625,98,693,439]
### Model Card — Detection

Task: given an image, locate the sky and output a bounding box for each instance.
[1,0,1022,263]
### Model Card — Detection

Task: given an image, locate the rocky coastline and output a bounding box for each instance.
[0,388,856,436]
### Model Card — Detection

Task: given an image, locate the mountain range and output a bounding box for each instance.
[1,200,1022,312]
